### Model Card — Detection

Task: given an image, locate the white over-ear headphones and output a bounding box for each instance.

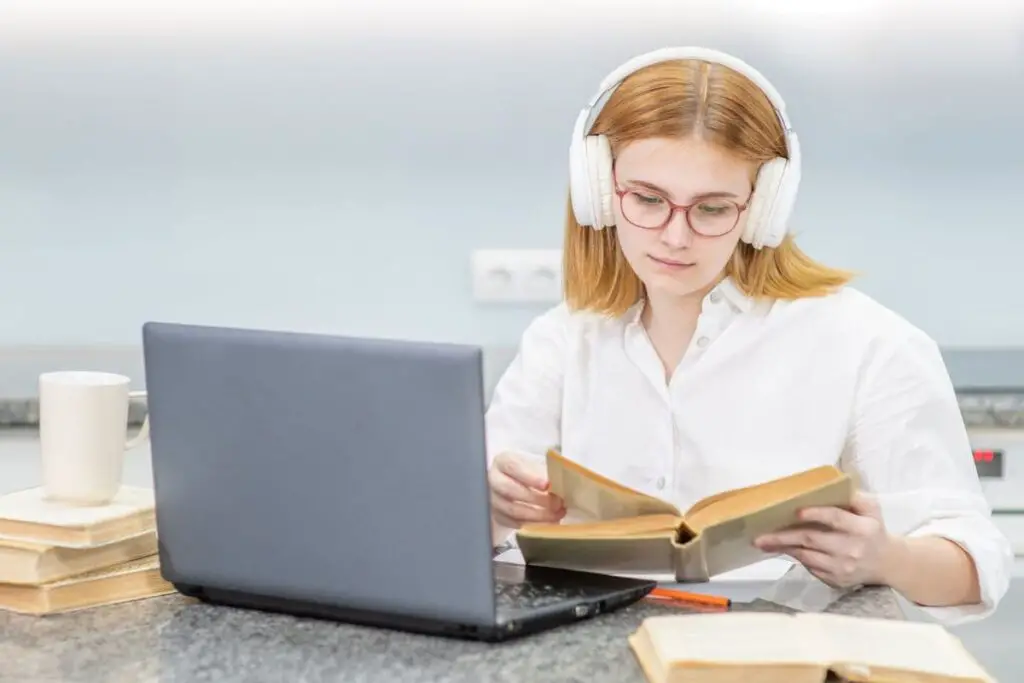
[568,46,801,250]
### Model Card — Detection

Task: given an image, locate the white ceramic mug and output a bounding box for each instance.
[38,371,150,506]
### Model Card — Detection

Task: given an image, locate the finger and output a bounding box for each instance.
[798,565,857,590]
[774,546,862,588]
[756,528,848,555]
[499,501,565,525]
[490,493,566,525]
[798,505,871,535]
[849,490,881,517]
[803,568,845,589]
[495,453,549,490]
[490,470,563,512]
[489,468,564,512]
[492,509,560,531]
[783,546,837,575]
[492,510,525,531]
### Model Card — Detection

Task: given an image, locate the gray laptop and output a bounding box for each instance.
[140,321,654,641]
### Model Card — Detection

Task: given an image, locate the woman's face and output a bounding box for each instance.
[612,134,757,303]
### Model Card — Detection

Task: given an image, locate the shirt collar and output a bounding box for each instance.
[625,276,754,328]
[714,276,754,314]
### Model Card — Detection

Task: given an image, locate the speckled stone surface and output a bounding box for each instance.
[0,397,149,427]
[957,393,1024,428]
[0,582,903,683]
[2,393,1023,427]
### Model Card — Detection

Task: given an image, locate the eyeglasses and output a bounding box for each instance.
[613,182,749,237]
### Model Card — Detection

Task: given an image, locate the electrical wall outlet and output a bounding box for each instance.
[470,249,563,303]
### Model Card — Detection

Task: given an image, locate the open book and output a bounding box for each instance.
[629,612,995,683]
[515,450,854,581]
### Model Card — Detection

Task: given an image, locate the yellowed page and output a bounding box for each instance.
[684,476,854,580]
[642,613,830,667]
[519,514,681,538]
[546,450,680,520]
[0,532,159,585]
[0,486,156,547]
[683,466,849,530]
[0,486,154,527]
[516,531,679,577]
[0,553,176,615]
[800,614,995,682]
[628,628,670,683]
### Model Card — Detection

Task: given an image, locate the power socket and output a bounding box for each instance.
[470,249,563,303]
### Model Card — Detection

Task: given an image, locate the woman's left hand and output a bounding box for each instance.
[754,491,898,589]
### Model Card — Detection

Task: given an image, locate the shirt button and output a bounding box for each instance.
[656,476,666,490]
[709,291,722,303]
[696,336,710,348]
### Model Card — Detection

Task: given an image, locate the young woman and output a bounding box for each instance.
[484,47,1012,624]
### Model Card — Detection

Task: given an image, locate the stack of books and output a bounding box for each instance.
[0,485,176,615]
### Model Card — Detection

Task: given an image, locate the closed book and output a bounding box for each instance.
[0,554,176,615]
[0,531,158,585]
[515,449,854,581]
[0,486,155,549]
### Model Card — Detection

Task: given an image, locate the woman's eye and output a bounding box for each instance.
[633,192,663,205]
[697,202,729,215]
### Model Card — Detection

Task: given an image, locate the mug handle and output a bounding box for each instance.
[126,390,150,450]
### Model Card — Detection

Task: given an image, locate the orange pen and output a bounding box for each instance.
[646,586,731,609]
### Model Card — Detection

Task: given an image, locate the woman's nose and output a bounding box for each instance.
[659,211,693,248]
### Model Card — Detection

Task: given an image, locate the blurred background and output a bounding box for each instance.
[0,0,1021,397]
[0,2,1022,676]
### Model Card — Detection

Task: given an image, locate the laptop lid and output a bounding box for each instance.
[141,321,498,628]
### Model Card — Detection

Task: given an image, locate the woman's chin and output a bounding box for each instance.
[644,269,703,292]
[641,271,725,303]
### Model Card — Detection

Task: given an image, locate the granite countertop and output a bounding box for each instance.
[0,578,903,683]
[4,392,1024,428]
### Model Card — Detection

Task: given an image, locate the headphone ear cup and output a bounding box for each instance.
[586,135,615,229]
[743,157,788,249]
[569,134,596,228]
[764,154,800,248]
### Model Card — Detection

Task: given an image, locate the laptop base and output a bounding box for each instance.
[173,563,655,643]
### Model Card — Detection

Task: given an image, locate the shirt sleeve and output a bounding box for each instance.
[844,328,1014,625]
[484,305,569,546]
[484,304,569,468]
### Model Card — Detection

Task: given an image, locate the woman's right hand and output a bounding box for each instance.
[488,451,567,530]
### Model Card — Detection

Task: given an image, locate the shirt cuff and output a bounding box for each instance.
[903,516,1013,626]
[491,523,518,551]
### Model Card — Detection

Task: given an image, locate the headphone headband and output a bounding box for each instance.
[571,46,794,160]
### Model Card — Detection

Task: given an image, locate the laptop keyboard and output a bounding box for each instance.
[494,579,593,612]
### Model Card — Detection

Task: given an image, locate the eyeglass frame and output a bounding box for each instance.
[611,168,751,237]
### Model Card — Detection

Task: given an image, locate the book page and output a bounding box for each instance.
[0,537,49,552]
[0,486,155,527]
[546,450,680,521]
[521,514,682,538]
[47,553,161,586]
[800,614,994,681]
[683,466,849,531]
[643,613,829,667]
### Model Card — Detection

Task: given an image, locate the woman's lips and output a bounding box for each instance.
[649,255,695,269]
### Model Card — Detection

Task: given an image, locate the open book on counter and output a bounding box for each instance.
[515,450,854,582]
[629,612,996,682]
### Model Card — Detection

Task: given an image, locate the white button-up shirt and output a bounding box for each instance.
[485,277,1013,625]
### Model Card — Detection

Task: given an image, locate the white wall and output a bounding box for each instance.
[1,1,1022,349]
